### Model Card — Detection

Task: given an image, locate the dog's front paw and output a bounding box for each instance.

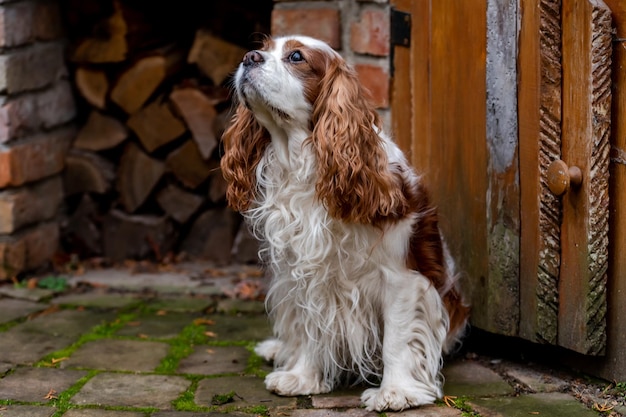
[265,371,331,396]
[361,384,438,411]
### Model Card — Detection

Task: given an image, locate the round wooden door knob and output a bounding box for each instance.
[547,159,583,196]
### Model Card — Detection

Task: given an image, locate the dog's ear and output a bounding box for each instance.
[221,104,271,211]
[309,60,408,225]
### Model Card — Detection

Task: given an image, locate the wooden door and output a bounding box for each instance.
[391,0,613,355]
[518,0,612,355]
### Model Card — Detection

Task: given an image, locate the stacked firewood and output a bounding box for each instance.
[60,0,262,264]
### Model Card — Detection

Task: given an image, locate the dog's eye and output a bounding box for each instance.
[288,51,304,63]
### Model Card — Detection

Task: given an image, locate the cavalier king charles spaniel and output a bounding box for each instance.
[220,35,469,411]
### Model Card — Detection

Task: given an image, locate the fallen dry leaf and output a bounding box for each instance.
[206,349,215,354]
[156,310,168,316]
[194,318,216,326]
[28,305,60,320]
[204,268,227,277]
[137,333,149,339]
[44,389,58,400]
[223,280,265,301]
[204,331,217,338]
[594,402,615,412]
[126,321,142,327]
[443,395,457,407]
[51,357,69,364]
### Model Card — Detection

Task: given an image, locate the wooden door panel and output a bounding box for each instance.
[519,0,563,346]
[518,0,612,355]
[558,0,612,355]
[391,0,493,331]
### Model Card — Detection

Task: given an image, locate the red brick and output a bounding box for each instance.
[0,126,75,188]
[354,63,389,108]
[0,43,67,94]
[0,176,63,234]
[0,80,76,143]
[350,9,390,56]
[272,7,341,49]
[0,1,63,48]
[0,221,59,279]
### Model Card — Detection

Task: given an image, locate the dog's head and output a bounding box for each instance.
[222,35,407,225]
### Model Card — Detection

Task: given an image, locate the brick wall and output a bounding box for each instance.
[271,0,391,115]
[0,0,76,279]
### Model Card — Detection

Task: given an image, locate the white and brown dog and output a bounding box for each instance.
[220,35,469,411]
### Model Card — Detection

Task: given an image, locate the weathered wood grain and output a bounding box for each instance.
[535,0,562,346]
[406,0,489,330]
[485,0,520,336]
[558,0,611,355]
[519,0,563,345]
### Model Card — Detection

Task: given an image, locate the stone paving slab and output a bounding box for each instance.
[0,367,87,402]
[0,363,13,376]
[66,269,202,293]
[195,375,295,409]
[442,360,514,397]
[116,313,197,339]
[0,298,46,324]
[388,406,463,417]
[0,286,55,302]
[206,314,271,342]
[177,346,249,375]
[151,413,250,417]
[61,339,170,371]
[470,392,599,417]
[309,391,464,415]
[52,292,145,309]
[146,296,215,313]
[501,362,570,393]
[216,300,266,315]
[71,373,190,409]
[311,391,363,409]
[0,310,114,364]
[0,330,73,365]
[0,405,55,417]
[287,409,377,417]
[62,410,145,417]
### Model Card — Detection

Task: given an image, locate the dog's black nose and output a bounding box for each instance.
[243,50,264,67]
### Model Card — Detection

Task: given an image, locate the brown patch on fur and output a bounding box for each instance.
[220,105,271,211]
[405,180,470,339]
[280,40,333,107]
[307,56,409,225]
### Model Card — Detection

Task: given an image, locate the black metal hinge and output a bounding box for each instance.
[390,8,411,76]
[391,8,411,47]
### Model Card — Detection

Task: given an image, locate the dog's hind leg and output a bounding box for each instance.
[361,271,448,411]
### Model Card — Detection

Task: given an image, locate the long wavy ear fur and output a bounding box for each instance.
[310,60,408,225]
[220,104,270,212]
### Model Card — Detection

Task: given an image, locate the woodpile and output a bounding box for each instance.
[60,0,263,264]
